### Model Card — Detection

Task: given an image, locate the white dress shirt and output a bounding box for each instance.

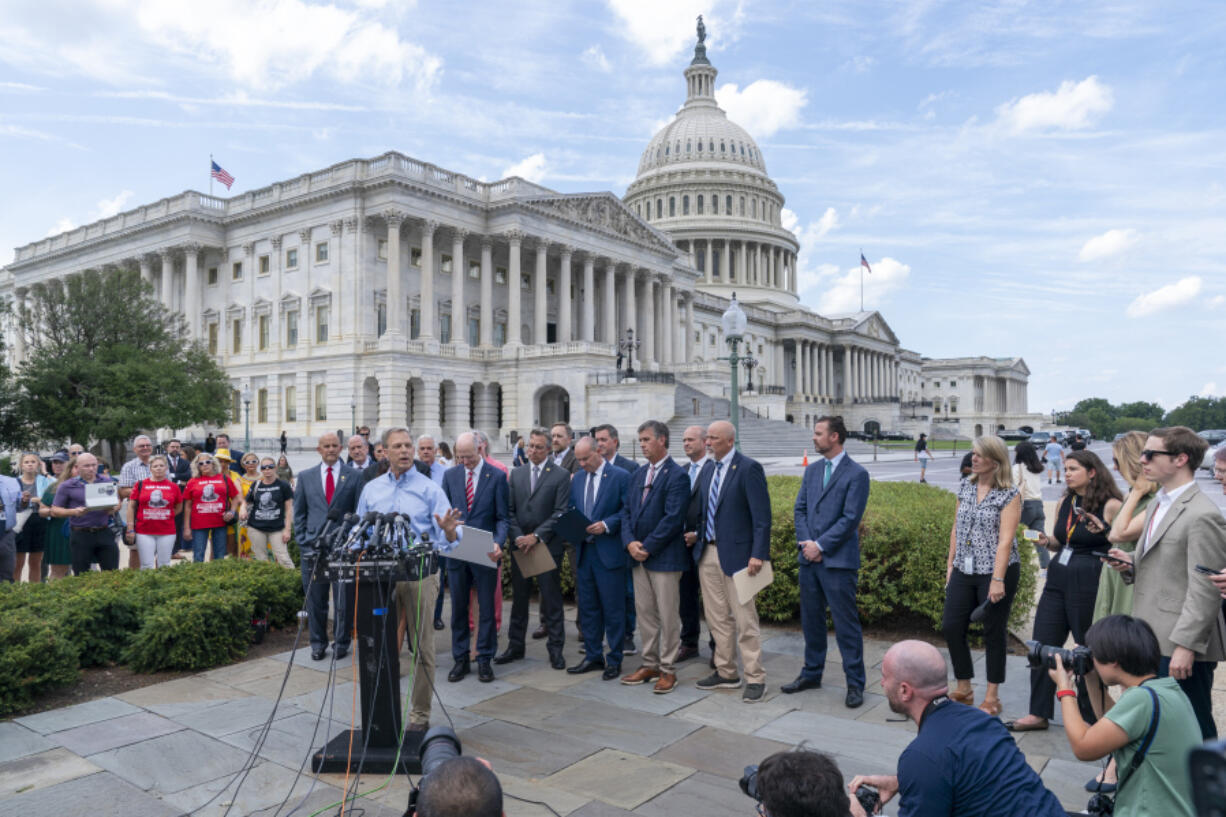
[1143,479,1195,553]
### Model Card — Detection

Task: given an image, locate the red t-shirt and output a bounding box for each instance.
[132,479,182,535]
[185,474,234,530]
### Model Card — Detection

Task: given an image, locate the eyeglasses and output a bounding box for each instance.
[198,460,214,465]
[259,464,276,470]
[1140,449,1173,460]
[755,802,768,817]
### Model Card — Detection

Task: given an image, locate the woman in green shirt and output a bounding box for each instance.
[1051,614,1199,817]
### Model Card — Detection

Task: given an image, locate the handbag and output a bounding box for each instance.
[1086,684,1161,816]
[13,508,33,534]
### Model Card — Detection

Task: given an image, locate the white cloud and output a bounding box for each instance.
[842,55,875,73]
[45,217,76,237]
[582,45,611,73]
[787,208,842,289]
[1125,276,1202,318]
[607,0,745,66]
[1200,382,1219,397]
[715,80,808,138]
[502,152,548,183]
[995,76,1114,133]
[1210,295,1226,308]
[94,190,135,220]
[816,256,911,314]
[1078,228,1138,261]
[780,207,799,233]
[0,81,43,93]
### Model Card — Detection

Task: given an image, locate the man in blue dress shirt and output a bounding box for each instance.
[355,426,461,731]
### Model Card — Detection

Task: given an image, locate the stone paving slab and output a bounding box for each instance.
[754,710,914,770]
[633,770,746,817]
[269,647,355,673]
[50,711,183,756]
[247,783,378,817]
[167,695,300,738]
[564,673,710,715]
[0,748,100,799]
[0,771,184,817]
[786,683,890,720]
[216,710,345,772]
[545,748,693,811]
[0,722,54,764]
[433,675,522,708]
[651,725,794,780]
[89,729,253,795]
[284,679,356,714]
[14,696,142,735]
[456,719,603,779]
[498,771,592,817]
[200,658,297,687]
[569,802,636,817]
[1013,724,1083,764]
[535,700,701,755]
[231,669,331,699]
[161,759,332,816]
[499,662,592,692]
[669,694,798,734]
[116,677,251,709]
[467,686,587,727]
[1041,756,1102,810]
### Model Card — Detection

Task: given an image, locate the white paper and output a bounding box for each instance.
[732,561,774,606]
[1058,547,1073,566]
[443,526,501,568]
[85,482,119,509]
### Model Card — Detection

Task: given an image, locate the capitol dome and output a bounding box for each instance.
[625,20,800,306]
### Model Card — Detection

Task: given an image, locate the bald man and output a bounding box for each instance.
[847,641,1065,817]
[52,452,122,575]
[677,424,710,661]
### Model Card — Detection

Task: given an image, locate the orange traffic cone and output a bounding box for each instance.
[802,451,808,467]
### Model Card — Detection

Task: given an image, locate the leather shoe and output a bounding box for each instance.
[532,625,547,640]
[781,676,821,694]
[676,645,699,662]
[549,653,567,670]
[448,659,470,682]
[621,666,661,685]
[311,647,327,661]
[493,648,524,665]
[433,618,444,631]
[652,673,678,694]
[567,658,604,675]
[845,687,865,708]
[602,665,621,681]
[333,644,349,661]
[477,660,494,683]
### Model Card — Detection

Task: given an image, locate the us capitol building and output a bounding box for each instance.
[1,25,1040,451]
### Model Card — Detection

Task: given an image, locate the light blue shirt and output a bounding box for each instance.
[426,461,446,486]
[355,468,462,552]
[0,475,21,531]
[823,449,847,477]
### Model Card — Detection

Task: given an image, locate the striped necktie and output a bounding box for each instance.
[642,463,656,504]
[465,469,475,511]
[705,460,724,542]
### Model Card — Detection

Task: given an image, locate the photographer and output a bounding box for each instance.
[750,750,850,817]
[847,640,1065,817]
[1049,614,1198,817]
[415,755,503,817]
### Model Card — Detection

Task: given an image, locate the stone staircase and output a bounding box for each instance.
[666,382,814,458]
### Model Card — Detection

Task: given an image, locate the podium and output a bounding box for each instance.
[311,563,425,774]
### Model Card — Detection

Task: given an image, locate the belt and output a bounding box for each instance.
[74,525,109,533]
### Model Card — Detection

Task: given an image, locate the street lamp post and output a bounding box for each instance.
[617,328,640,380]
[719,294,747,447]
[350,398,357,435]
[241,384,252,453]
[742,355,758,393]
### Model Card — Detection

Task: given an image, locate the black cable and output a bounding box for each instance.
[273,642,342,817]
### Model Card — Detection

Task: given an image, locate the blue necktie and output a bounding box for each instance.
[823,459,833,489]
[584,471,596,518]
[690,462,700,488]
[705,461,724,542]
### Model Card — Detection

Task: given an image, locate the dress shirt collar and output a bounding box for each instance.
[714,448,736,468]
[319,461,339,480]
[1156,479,1194,506]
[553,447,571,465]
[466,458,484,483]
[824,449,847,472]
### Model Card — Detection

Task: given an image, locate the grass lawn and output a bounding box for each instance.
[877,438,971,451]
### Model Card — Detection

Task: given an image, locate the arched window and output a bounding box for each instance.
[696,140,703,152]
[726,194,732,214]
[686,140,691,153]
[656,199,663,219]
[740,196,746,215]
[636,203,642,217]
[752,199,757,219]
[709,139,714,151]
[740,144,746,156]
[697,195,704,214]
[682,195,690,215]
[314,383,327,421]
[669,197,676,217]
[665,144,670,156]
[720,141,726,153]
[711,194,718,214]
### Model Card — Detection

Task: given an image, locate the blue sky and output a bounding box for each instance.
[2,0,1224,415]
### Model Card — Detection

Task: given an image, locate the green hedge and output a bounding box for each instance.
[0,560,303,716]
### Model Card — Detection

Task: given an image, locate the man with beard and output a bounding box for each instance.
[846,640,1065,817]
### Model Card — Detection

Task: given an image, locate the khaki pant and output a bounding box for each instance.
[632,565,681,674]
[395,573,439,727]
[698,546,764,684]
[247,528,294,569]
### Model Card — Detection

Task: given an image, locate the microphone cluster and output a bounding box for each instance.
[322,511,440,584]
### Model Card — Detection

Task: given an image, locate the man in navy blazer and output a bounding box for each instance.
[691,420,772,702]
[593,423,637,653]
[785,416,871,707]
[565,436,630,680]
[442,431,509,684]
[292,432,364,661]
[619,420,690,693]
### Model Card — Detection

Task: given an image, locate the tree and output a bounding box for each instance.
[1117,401,1165,423]
[0,300,28,448]
[15,268,231,451]
[1165,396,1226,430]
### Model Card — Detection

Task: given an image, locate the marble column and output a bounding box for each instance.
[418,377,441,440]
[757,243,766,286]
[451,230,467,346]
[602,261,616,344]
[184,244,200,338]
[799,342,809,396]
[534,242,548,345]
[642,275,655,365]
[385,212,403,337]
[159,250,173,309]
[420,220,437,339]
[581,254,595,342]
[824,345,832,399]
[660,281,674,366]
[843,346,853,403]
[684,295,695,360]
[624,268,637,338]
[558,246,573,343]
[138,256,152,288]
[704,240,713,284]
[506,231,522,345]
[479,238,493,347]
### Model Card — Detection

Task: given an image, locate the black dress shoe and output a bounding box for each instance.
[532,625,547,640]
[845,687,865,708]
[333,644,349,660]
[567,658,604,674]
[549,653,566,670]
[448,659,470,682]
[602,665,621,681]
[477,660,494,683]
[311,647,327,661]
[433,618,444,631]
[676,645,699,662]
[781,676,821,694]
[493,648,524,665]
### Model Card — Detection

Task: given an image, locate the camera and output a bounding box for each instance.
[1025,640,1094,676]
[407,726,462,816]
[739,764,760,800]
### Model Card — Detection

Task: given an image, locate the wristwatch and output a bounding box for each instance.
[991,576,1005,583]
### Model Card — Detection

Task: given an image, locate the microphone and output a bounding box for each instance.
[341,510,379,551]
[327,512,358,549]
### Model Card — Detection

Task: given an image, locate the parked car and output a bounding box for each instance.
[1199,429,1226,446]
[997,429,1029,442]
[1029,431,1052,447]
[1078,428,1094,444]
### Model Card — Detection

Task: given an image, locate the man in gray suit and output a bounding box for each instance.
[1108,425,1226,738]
[498,428,572,669]
[293,432,364,661]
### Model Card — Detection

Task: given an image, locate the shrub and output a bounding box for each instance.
[125,589,254,672]
[0,612,80,716]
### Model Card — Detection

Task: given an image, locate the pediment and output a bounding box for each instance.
[521,193,679,256]
[853,312,899,345]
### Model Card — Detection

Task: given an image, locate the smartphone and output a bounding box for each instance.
[1091,550,1132,566]
[1194,565,1223,576]
[1022,530,1041,541]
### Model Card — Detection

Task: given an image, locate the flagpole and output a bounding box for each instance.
[210,154,214,196]
[859,247,864,311]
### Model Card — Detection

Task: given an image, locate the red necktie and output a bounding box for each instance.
[465,469,475,512]
[325,466,335,504]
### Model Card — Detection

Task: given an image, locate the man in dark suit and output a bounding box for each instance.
[678,424,710,662]
[549,423,580,474]
[784,416,871,707]
[346,435,373,471]
[499,428,571,669]
[692,420,772,702]
[620,420,690,693]
[565,436,630,680]
[593,423,637,654]
[165,438,193,553]
[292,432,363,661]
[442,431,509,683]
[216,433,245,475]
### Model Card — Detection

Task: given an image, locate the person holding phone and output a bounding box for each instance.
[1006,451,1122,733]
[1092,431,1157,621]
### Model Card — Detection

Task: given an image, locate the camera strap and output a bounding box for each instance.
[1114,683,1161,798]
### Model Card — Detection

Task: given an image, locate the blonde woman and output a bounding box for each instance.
[237,453,261,558]
[1092,431,1157,621]
[941,435,1021,716]
[240,457,294,568]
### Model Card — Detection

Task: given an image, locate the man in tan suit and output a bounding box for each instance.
[1109,425,1226,739]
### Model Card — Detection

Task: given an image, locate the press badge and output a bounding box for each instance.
[1058,547,1073,567]
[963,555,974,574]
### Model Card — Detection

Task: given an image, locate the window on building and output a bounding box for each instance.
[697,139,702,152]
[521,273,531,290]
[467,317,479,346]
[230,390,241,424]
[494,321,506,346]
[656,199,662,219]
[686,140,691,153]
[410,247,422,267]
[286,248,298,269]
[286,311,298,348]
[669,197,676,217]
[259,255,270,275]
[315,306,329,343]
[726,194,732,214]
[950,380,957,387]
[232,261,243,281]
[711,195,718,214]
[285,386,297,422]
[440,314,452,344]
[739,197,746,215]
[410,308,420,339]
[949,399,958,414]
[752,199,757,219]
[257,388,268,423]
[440,253,452,273]
[636,203,642,217]
[495,266,507,285]
[376,303,387,337]
[697,195,704,214]
[258,315,269,350]
[682,195,690,215]
[207,266,218,285]
[315,242,328,263]
[377,240,387,260]
[468,261,480,279]
[547,280,556,296]
[232,319,242,353]
[314,384,327,421]
[207,323,218,355]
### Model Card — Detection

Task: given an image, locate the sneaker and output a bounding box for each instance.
[743,683,766,703]
[623,636,637,655]
[695,671,742,690]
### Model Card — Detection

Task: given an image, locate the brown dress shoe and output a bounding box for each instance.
[652,673,678,694]
[620,666,661,685]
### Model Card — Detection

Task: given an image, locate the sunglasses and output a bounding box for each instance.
[1140,449,1173,460]
[259,464,275,470]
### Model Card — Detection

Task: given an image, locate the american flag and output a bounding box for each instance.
[210,160,235,190]
[860,252,872,274]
